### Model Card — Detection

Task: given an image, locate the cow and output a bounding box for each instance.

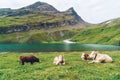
[20,55,40,65]
[89,51,113,63]
[53,55,65,65]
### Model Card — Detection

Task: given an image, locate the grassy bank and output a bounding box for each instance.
[0,51,120,80]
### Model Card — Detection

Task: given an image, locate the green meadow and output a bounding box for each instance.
[0,51,120,80]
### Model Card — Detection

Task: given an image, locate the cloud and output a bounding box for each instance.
[75,0,120,23]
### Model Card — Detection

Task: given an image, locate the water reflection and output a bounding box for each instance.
[0,43,120,52]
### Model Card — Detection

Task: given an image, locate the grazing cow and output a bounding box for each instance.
[81,53,91,60]
[20,55,39,65]
[53,55,65,65]
[89,51,113,63]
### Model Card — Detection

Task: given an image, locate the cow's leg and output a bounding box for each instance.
[22,61,24,65]
[89,60,100,64]
[56,61,59,65]
[30,62,34,65]
[62,62,65,65]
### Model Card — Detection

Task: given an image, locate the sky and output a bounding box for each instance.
[0,0,120,24]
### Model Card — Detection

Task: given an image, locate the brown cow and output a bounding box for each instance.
[20,55,39,65]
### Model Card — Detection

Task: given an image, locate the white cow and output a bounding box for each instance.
[89,51,113,63]
[53,55,65,65]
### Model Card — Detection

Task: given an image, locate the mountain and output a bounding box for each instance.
[0,1,89,43]
[1,1,120,45]
[0,1,87,34]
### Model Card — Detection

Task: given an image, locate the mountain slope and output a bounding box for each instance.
[0,28,77,43]
[1,17,120,44]
[71,18,120,45]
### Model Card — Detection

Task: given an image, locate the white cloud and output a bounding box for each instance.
[0,0,120,23]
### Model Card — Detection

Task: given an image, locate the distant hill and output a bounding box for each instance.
[0,8,12,16]
[71,17,120,45]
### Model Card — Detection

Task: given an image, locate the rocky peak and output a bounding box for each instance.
[65,7,85,22]
[20,1,59,13]
[67,7,75,12]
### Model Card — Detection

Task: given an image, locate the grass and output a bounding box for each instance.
[0,27,76,43]
[0,13,74,27]
[71,22,120,45]
[0,51,120,80]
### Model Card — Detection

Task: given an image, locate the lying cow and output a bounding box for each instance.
[20,55,40,65]
[53,55,65,65]
[89,51,113,63]
[81,53,91,60]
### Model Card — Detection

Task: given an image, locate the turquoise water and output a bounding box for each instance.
[0,43,120,52]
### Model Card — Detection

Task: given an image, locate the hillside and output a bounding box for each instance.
[0,28,77,43]
[71,18,120,45]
